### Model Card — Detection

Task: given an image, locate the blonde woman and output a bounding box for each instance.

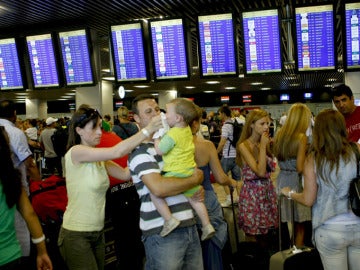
[273,103,312,247]
[236,109,278,244]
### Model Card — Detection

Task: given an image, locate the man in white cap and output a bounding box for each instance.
[39,117,63,176]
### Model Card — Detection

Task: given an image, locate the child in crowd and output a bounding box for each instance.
[153,98,215,240]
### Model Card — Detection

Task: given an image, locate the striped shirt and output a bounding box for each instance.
[128,142,195,236]
[221,119,237,158]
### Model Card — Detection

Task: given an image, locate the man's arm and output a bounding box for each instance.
[24,155,41,180]
[142,168,203,197]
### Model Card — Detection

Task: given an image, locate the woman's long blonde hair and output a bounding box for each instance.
[273,103,311,161]
[236,109,272,166]
[312,109,353,182]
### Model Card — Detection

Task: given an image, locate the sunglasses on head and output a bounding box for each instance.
[76,108,102,126]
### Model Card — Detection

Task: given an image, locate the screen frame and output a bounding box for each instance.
[148,17,191,81]
[25,32,62,89]
[293,3,337,73]
[109,22,150,83]
[56,28,96,87]
[240,7,284,76]
[196,12,238,78]
[343,1,360,72]
[0,37,28,91]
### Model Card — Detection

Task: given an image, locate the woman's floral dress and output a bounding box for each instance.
[238,156,278,235]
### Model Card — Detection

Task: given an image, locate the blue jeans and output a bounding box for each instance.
[220,157,241,180]
[143,225,203,270]
[315,223,360,270]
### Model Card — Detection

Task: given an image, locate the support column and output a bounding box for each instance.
[25,99,47,119]
[75,80,113,116]
[345,72,360,99]
[158,90,177,110]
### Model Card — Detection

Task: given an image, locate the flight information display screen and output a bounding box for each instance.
[0,38,24,90]
[58,29,94,86]
[198,13,237,76]
[150,18,189,80]
[295,5,335,71]
[26,33,60,88]
[344,2,360,70]
[242,9,282,74]
[110,23,148,82]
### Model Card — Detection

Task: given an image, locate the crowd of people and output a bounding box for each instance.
[1,83,360,270]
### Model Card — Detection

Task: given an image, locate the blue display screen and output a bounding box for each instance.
[295,5,335,71]
[345,3,360,70]
[0,38,24,90]
[26,33,59,88]
[59,29,94,86]
[198,13,236,76]
[242,9,282,74]
[150,19,189,80]
[111,23,147,82]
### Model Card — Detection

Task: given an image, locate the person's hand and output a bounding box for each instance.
[191,186,205,202]
[281,187,291,197]
[192,168,204,185]
[145,115,163,135]
[36,253,53,270]
[229,179,238,188]
[260,131,270,147]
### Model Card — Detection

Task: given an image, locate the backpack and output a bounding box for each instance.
[51,126,68,157]
[225,119,243,154]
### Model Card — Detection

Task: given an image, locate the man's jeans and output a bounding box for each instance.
[143,225,203,270]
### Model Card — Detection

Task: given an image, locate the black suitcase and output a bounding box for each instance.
[226,187,269,270]
[269,195,323,270]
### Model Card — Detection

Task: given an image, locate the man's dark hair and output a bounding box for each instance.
[331,84,353,100]
[201,110,207,119]
[131,94,156,115]
[218,104,232,117]
[0,100,16,119]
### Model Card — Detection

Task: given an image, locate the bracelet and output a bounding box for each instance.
[141,129,150,137]
[31,234,45,244]
[288,190,295,199]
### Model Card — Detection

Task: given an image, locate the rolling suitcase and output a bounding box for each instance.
[227,187,269,270]
[269,195,323,270]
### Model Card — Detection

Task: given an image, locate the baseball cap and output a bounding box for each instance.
[46,117,58,126]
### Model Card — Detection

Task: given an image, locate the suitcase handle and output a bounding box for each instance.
[278,194,296,251]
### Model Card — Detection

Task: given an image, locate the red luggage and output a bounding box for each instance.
[29,175,68,223]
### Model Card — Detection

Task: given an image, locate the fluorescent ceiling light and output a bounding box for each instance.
[225,87,236,90]
[185,86,195,89]
[261,87,271,90]
[250,82,263,85]
[206,81,220,84]
[204,90,214,93]
[125,89,134,92]
[134,85,149,88]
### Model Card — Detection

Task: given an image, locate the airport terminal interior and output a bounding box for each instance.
[0,0,360,269]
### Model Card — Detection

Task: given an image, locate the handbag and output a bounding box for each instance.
[349,144,360,217]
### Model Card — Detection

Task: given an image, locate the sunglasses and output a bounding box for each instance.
[76,108,102,126]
